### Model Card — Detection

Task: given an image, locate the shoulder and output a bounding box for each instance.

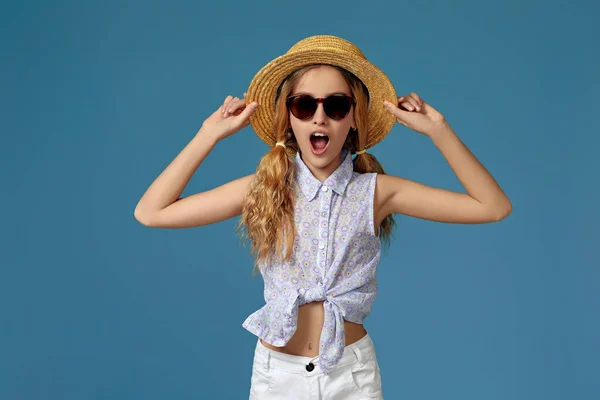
[350,170,377,184]
[375,173,404,194]
[345,171,376,195]
[374,173,401,217]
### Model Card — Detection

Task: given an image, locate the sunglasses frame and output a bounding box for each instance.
[286,94,355,121]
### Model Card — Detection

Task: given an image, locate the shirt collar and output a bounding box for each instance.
[294,149,354,201]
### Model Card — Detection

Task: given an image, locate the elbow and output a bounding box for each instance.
[134,206,154,227]
[493,200,512,222]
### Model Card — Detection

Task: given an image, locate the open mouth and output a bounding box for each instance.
[310,132,329,155]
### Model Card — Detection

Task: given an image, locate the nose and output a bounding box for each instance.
[312,102,328,125]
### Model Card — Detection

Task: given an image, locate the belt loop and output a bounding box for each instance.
[352,344,364,366]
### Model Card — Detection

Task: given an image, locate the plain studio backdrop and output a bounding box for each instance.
[1,0,597,399]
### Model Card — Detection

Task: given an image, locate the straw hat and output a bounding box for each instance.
[245,35,398,155]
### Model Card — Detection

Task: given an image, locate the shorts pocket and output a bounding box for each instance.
[250,363,273,394]
[348,357,383,397]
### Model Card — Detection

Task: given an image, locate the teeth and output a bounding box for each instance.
[312,133,328,137]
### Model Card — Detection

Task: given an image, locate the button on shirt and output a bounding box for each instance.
[242,149,381,374]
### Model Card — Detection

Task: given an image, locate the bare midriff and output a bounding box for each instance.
[260,301,367,357]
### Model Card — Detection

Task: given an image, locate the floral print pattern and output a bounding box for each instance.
[242,149,381,374]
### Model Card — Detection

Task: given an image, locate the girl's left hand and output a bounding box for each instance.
[384,92,447,137]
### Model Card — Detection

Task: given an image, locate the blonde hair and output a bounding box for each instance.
[237,64,396,273]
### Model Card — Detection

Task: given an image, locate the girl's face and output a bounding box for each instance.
[289,65,356,175]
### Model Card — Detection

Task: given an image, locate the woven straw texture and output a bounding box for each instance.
[246,35,398,155]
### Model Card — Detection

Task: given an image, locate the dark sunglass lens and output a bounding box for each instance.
[291,96,317,119]
[324,96,352,120]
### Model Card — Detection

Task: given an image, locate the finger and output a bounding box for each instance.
[409,97,421,112]
[409,92,422,106]
[222,95,234,113]
[227,98,245,114]
[223,97,240,117]
[384,100,410,120]
[399,96,417,111]
[224,96,238,110]
[236,101,259,121]
[402,94,420,111]
[222,95,234,106]
[399,100,414,111]
[227,98,252,117]
[396,96,410,110]
[226,97,241,111]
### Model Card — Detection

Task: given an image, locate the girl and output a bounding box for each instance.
[134,35,512,400]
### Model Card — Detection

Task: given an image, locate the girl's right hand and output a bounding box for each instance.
[199,93,259,142]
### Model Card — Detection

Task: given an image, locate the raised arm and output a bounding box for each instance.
[134,95,259,228]
[378,93,512,224]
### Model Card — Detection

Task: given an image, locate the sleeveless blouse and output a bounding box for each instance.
[242,149,381,373]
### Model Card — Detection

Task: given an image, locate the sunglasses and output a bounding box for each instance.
[286,94,355,121]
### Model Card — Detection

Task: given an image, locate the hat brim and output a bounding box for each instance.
[246,48,397,153]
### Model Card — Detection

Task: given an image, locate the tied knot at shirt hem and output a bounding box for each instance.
[242,284,347,374]
[298,283,327,304]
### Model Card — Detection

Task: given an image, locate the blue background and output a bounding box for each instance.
[1,0,598,399]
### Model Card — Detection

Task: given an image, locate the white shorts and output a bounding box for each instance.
[249,333,383,399]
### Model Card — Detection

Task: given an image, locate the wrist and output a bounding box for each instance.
[429,120,453,142]
[195,126,222,145]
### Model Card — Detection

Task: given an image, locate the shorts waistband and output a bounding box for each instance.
[253,332,376,376]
